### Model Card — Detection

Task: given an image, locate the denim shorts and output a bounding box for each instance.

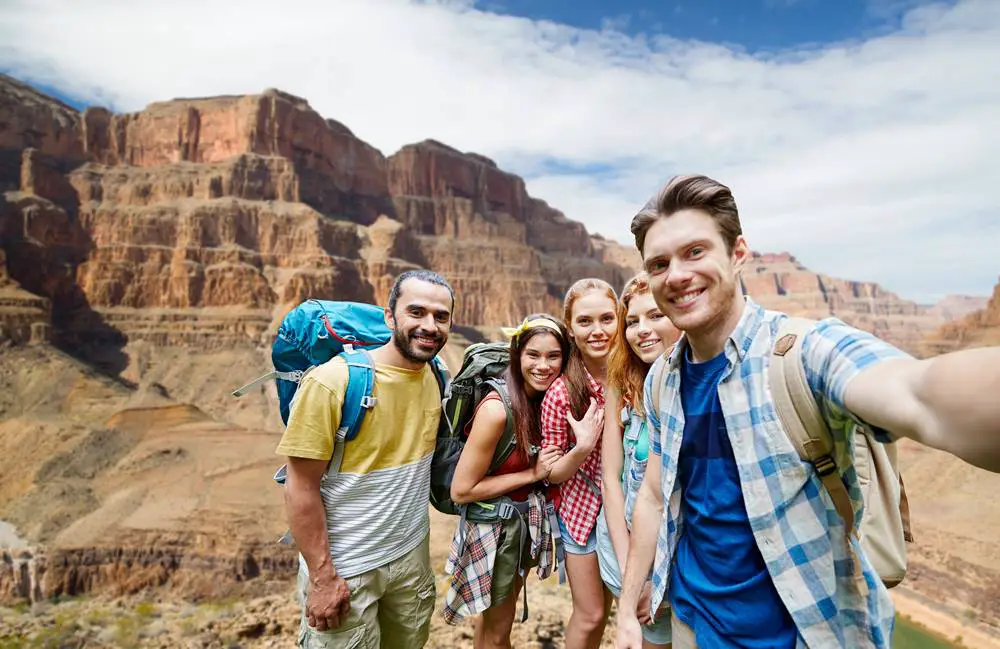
[558,515,598,555]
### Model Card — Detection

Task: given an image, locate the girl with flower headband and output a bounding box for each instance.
[540,277,620,648]
[447,313,571,648]
[597,272,680,648]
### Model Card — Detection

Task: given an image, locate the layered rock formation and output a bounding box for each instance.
[2,73,982,362]
[740,252,972,354]
[0,75,644,359]
[920,278,1000,355]
[926,293,989,322]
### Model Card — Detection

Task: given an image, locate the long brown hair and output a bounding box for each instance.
[562,278,618,420]
[502,313,570,460]
[607,272,656,418]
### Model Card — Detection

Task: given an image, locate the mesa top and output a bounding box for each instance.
[276,356,442,578]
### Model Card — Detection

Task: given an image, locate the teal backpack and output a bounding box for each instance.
[232,299,450,523]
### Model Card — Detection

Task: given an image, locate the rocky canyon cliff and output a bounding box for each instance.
[0,72,986,362]
[0,74,643,363]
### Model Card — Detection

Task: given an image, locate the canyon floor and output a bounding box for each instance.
[2,525,998,649]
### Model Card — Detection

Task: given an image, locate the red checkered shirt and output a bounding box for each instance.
[540,370,605,546]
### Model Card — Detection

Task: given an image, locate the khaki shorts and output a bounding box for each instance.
[671,611,697,648]
[296,535,436,649]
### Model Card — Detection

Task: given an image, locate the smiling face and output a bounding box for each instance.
[569,289,618,363]
[624,291,680,364]
[642,208,749,343]
[386,278,453,365]
[519,331,564,397]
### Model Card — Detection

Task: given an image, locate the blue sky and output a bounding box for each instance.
[484,0,933,51]
[0,0,996,303]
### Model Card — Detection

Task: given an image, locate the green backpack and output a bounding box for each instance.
[430,341,519,521]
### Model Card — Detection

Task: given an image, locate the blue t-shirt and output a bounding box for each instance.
[669,349,797,648]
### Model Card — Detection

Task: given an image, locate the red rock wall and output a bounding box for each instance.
[0,73,985,356]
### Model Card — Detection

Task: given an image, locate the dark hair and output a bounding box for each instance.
[387,269,455,314]
[502,313,570,461]
[562,278,618,420]
[631,174,742,256]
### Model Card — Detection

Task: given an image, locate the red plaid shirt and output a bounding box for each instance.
[540,370,605,545]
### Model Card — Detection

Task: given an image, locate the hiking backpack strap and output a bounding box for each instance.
[231,369,304,397]
[547,499,567,584]
[430,356,452,401]
[327,347,377,476]
[769,316,856,539]
[576,469,602,499]
[484,378,516,473]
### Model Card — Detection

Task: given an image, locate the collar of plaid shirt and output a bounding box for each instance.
[645,297,899,649]
[576,366,602,398]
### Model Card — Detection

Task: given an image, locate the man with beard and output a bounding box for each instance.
[615,175,1000,649]
[277,269,454,649]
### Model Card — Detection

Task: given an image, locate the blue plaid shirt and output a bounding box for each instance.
[644,297,911,648]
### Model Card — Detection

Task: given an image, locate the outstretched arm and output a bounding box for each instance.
[805,319,1000,473]
[844,348,1000,471]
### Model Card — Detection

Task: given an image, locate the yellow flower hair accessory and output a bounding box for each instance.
[501,317,563,341]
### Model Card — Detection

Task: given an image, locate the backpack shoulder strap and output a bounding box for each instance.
[430,356,452,400]
[327,348,377,475]
[485,379,516,473]
[769,316,856,538]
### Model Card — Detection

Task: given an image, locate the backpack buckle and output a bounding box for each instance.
[813,454,837,477]
[360,395,377,409]
[497,501,515,520]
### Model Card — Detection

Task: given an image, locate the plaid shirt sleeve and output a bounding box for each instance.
[802,317,912,445]
[443,520,502,624]
[541,377,571,451]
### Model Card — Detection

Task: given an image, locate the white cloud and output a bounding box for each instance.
[0,0,997,302]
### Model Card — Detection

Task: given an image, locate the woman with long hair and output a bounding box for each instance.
[596,272,681,648]
[446,313,571,648]
[540,277,619,648]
